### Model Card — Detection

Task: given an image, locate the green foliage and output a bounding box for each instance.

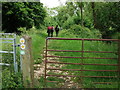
[2,2,46,33]
[83,17,94,29]
[2,70,23,88]
[50,2,119,39]
[95,2,120,38]
[112,32,120,39]
[68,24,101,38]
[44,16,57,27]
[55,6,69,27]
[73,15,81,25]
[18,27,27,34]
[63,14,94,30]
[63,16,75,29]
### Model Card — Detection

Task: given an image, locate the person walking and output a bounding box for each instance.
[47,26,51,37]
[51,25,54,37]
[55,25,59,37]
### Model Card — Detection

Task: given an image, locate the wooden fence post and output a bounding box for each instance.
[21,36,34,88]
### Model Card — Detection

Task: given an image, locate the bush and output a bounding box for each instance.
[2,70,23,88]
[68,24,102,38]
[83,17,94,29]
[73,15,81,25]
[63,16,75,29]
[112,32,120,39]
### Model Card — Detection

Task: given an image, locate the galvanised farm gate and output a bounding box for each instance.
[44,37,120,88]
[0,33,18,72]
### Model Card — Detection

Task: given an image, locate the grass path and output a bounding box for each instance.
[34,47,82,88]
[32,29,118,88]
[33,30,82,88]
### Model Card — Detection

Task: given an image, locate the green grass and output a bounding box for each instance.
[19,28,47,64]
[1,28,119,88]
[30,31,47,64]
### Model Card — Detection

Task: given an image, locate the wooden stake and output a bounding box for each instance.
[21,36,34,88]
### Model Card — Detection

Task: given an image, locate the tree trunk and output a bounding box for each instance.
[91,2,96,28]
[80,3,83,26]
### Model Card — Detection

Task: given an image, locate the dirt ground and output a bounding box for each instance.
[34,50,81,88]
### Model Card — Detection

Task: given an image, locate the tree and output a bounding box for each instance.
[95,2,120,38]
[2,2,46,33]
[75,2,84,26]
[91,2,96,28]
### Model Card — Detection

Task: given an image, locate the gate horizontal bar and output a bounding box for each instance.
[48,59,58,60]
[0,33,15,35]
[47,49,116,53]
[0,38,14,40]
[46,80,117,84]
[0,63,10,66]
[46,61,118,66]
[46,68,118,72]
[46,74,117,78]
[47,37,119,41]
[92,82,117,84]
[46,55,117,60]
[0,51,14,53]
[46,81,58,83]
[2,41,13,43]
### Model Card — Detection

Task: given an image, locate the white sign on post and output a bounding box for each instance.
[20,44,26,50]
[20,50,25,55]
[20,38,25,44]
[20,38,25,55]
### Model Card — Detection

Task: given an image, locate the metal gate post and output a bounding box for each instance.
[81,39,84,86]
[0,35,2,90]
[118,39,120,88]
[13,37,17,73]
[44,38,48,87]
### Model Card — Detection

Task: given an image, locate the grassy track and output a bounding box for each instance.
[20,29,47,64]
[1,29,119,88]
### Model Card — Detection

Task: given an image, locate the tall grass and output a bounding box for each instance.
[19,28,47,64]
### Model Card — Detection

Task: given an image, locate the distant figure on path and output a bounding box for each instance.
[55,25,59,37]
[51,25,54,37]
[47,26,51,37]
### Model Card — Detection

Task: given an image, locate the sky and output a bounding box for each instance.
[40,0,67,8]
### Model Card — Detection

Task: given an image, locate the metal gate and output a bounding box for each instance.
[0,33,18,72]
[45,37,120,88]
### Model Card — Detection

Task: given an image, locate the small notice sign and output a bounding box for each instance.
[20,44,26,50]
[20,38,25,44]
[20,50,25,55]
